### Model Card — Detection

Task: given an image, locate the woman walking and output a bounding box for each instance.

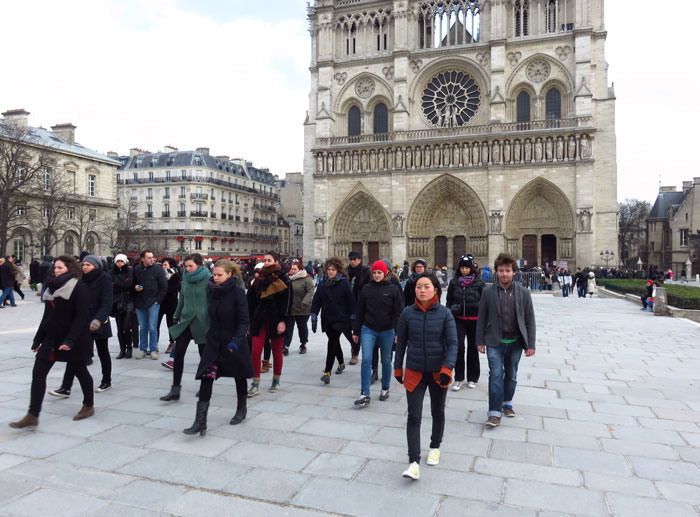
[310,257,355,385]
[158,258,181,361]
[283,259,314,355]
[562,269,572,297]
[160,254,211,401]
[446,254,484,391]
[394,274,457,480]
[50,255,114,396]
[10,255,95,428]
[111,254,135,359]
[587,271,597,297]
[352,260,403,406]
[183,260,251,435]
[247,251,290,396]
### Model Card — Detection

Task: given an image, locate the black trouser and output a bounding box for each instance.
[130,312,140,348]
[641,295,649,308]
[115,311,133,350]
[31,357,93,416]
[173,326,204,386]
[13,281,24,299]
[157,304,176,345]
[454,318,479,383]
[63,338,111,387]
[198,376,247,408]
[263,337,271,362]
[324,328,345,373]
[406,372,448,464]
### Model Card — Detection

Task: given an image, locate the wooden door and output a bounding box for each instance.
[453,235,466,269]
[434,236,447,268]
[541,234,557,268]
[351,241,362,257]
[522,235,537,267]
[368,242,379,264]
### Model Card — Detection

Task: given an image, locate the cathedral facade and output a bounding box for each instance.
[304,0,617,270]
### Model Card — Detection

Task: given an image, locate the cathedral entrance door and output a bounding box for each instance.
[541,234,557,268]
[523,235,537,267]
[352,241,362,259]
[368,242,380,264]
[434,236,447,268]
[453,235,466,269]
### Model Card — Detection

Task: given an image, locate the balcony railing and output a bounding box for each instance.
[210,213,217,219]
[145,212,153,218]
[190,211,208,217]
[162,212,170,218]
[177,211,187,217]
[190,193,209,200]
[220,213,227,219]
[121,176,278,198]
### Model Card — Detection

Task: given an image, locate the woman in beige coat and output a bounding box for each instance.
[283,260,315,355]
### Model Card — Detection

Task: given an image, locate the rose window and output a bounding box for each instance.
[422,71,480,127]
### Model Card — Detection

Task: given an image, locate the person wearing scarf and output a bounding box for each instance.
[403,258,427,307]
[393,273,457,480]
[10,255,95,428]
[246,251,290,396]
[283,260,315,355]
[160,254,211,402]
[446,254,485,391]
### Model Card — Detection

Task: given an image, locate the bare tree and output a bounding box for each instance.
[113,195,147,253]
[30,167,73,256]
[618,198,651,267]
[68,203,106,253]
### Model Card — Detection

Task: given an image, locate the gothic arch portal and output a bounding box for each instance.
[330,188,391,262]
[406,174,488,268]
[505,178,575,267]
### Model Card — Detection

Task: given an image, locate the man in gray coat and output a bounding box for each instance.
[476,253,536,427]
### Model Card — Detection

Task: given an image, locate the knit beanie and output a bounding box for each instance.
[82,255,103,270]
[114,253,128,265]
[413,259,427,270]
[371,260,388,276]
[458,254,475,270]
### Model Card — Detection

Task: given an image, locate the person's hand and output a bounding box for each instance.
[89,319,101,332]
[525,349,536,357]
[58,344,71,351]
[135,285,143,292]
[394,335,398,344]
[394,375,403,384]
[352,335,358,343]
[311,320,317,333]
[439,373,451,386]
[32,345,40,353]
[277,321,286,335]
[477,345,486,354]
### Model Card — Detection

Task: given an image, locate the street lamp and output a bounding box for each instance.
[600,250,614,267]
[637,257,643,272]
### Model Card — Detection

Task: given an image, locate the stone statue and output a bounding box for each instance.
[472,142,480,165]
[524,140,532,162]
[327,153,333,173]
[568,137,576,160]
[314,218,325,237]
[504,140,512,163]
[434,145,441,167]
[369,150,376,170]
[360,151,368,171]
[387,148,394,169]
[393,215,404,236]
[514,140,521,162]
[442,145,450,167]
[580,136,591,159]
[352,151,359,171]
[492,141,500,163]
[560,239,572,257]
[463,143,471,166]
[317,153,324,173]
[424,146,431,168]
[508,239,519,256]
[378,149,385,170]
[490,212,503,233]
[577,209,591,232]
[415,146,422,168]
[336,153,342,172]
[344,152,351,172]
[405,147,413,168]
[545,138,553,161]
[556,138,564,161]
[534,140,543,162]
[396,147,403,168]
[481,142,489,164]
[453,144,460,166]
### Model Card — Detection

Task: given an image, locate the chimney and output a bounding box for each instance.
[659,186,677,193]
[51,123,76,145]
[107,151,119,158]
[196,147,210,155]
[682,181,693,193]
[164,145,178,153]
[694,177,700,186]
[216,155,230,161]
[130,148,141,157]
[2,109,30,129]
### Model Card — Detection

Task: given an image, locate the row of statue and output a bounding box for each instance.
[316,134,592,173]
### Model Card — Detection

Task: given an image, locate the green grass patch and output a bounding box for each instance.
[598,279,700,310]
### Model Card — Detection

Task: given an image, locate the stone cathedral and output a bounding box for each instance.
[303,0,617,270]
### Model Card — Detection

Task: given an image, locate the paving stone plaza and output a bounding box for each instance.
[0,293,699,516]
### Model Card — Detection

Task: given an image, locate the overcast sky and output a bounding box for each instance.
[1,1,695,203]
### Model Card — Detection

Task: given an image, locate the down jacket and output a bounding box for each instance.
[446,275,486,318]
[394,301,458,373]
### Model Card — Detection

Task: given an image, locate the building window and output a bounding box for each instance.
[68,171,76,192]
[88,209,96,222]
[651,241,655,251]
[67,207,75,220]
[146,205,152,215]
[545,88,562,120]
[516,91,531,123]
[88,175,96,197]
[514,0,529,37]
[132,173,138,181]
[43,167,51,190]
[373,103,388,134]
[165,170,171,180]
[42,207,50,218]
[348,106,361,137]
[17,205,27,216]
[13,237,25,263]
[680,229,689,247]
[64,235,74,256]
[148,171,154,181]
[180,186,186,198]
[86,235,95,254]
[147,187,153,199]
[421,71,480,127]
[195,240,202,250]
[546,0,557,33]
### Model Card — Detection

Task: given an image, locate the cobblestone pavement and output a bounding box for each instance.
[0,291,699,516]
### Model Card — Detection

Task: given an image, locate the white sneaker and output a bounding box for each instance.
[151,351,158,360]
[402,461,420,480]
[426,448,440,466]
[134,350,146,359]
[451,381,463,391]
[467,381,477,389]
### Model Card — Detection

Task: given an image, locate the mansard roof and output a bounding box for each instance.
[648,190,684,220]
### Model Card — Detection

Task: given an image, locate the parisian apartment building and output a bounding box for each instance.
[115,147,283,258]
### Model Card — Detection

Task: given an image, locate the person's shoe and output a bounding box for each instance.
[402,462,420,480]
[379,389,390,401]
[335,363,345,375]
[451,381,463,391]
[162,360,174,370]
[282,346,289,356]
[485,416,501,427]
[371,370,378,384]
[349,355,358,365]
[9,413,38,429]
[96,382,111,393]
[426,448,440,466]
[299,344,307,354]
[467,381,477,389]
[116,349,126,360]
[640,307,647,310]
[261,359,271,373]
[48,387,70,398]
[247,382,260,397]
[354,394,370,408]
[151,351,158,360]
[320,373,330,384]
[502,406,515,417]
[269,377,281,393]
[160,385,181,401]
[134,350,146,359]
[125,347,133,359]
[73,405,95,421]
[230,407,247,425]
[183,401,209,436]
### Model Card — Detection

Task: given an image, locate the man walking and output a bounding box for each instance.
[346,250,370,365]
[0,256,18,308]
[133,250,167,359]
[476,253,536,427]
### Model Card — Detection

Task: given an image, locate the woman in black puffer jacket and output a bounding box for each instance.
[446,254,485,391]
[111,254,134,359]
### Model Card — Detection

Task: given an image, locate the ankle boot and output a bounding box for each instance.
[116,346,126,360]
[125,346,132,359]
[160,385,181,401]
[9,413,38,429]
[183,401,209,436]
[73,405,95,421]
[261,359,271,373]
[230,406,247,425]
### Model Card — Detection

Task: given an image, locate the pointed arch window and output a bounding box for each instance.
[546,0,557,33]
[373,103,388,136]
[348,106,361,139]
[514,0,529,37]
[545,88,561,119]
[516,91,531,124]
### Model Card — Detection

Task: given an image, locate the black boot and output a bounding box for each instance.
[160,385,181,401]
[125,346,132,359]
[230,406,247,425]
[183,401,209,436]
[116,346,126,360]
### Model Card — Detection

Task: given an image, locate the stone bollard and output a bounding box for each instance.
[653,287,669,316]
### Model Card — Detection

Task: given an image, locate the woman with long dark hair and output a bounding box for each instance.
[111,254,135,359]
[10,255,95,428]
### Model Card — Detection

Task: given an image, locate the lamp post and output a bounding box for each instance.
[600,250,614,267]
[687,257,693,281]
[637,257,643,272]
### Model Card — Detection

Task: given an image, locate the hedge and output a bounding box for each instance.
[598,279,700,310]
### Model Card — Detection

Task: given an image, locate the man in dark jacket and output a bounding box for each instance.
[132,250,167,359]
[0,257,17,307]
[346,250,370,364]
[38,255,53,298]
[573,267,587,298]
[476,253,536,427]
[29,257,40,290]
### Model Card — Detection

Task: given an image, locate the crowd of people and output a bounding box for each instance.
[7,249,536,481]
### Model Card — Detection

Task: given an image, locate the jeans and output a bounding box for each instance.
[360,326,393,395]
[405,372,447,463]
[577,284,586,298]
[135,304,160,352]
[0,287,16,306]
[283,315,310,349]
[454,318,479,383]
[562,285,569,297]
[486,341,524,417]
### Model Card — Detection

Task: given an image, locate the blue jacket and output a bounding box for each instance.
[394,301,458,373]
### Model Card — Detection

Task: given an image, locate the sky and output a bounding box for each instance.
[0,0,695,203]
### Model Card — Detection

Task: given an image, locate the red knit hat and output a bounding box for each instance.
[371,260,388,275]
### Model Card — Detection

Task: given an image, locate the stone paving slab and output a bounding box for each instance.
[0,293,699,515]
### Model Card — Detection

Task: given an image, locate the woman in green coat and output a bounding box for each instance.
[160,253,211,401]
